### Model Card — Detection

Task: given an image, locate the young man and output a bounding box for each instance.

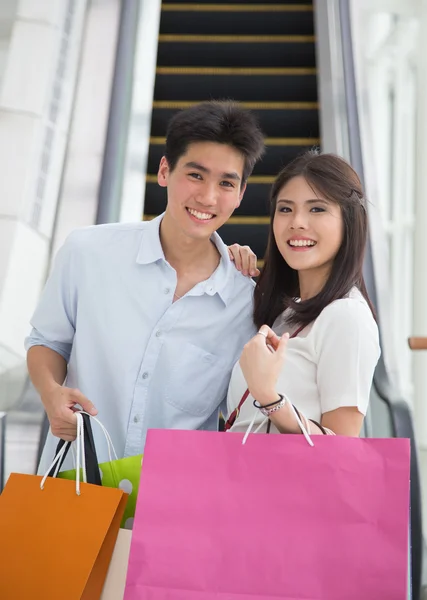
[26,100,265,473]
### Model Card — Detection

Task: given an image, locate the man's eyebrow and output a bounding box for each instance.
[184,161,241,181]
[222,171,241,181]
[184,161,210,173]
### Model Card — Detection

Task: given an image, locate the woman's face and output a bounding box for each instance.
[273,175,344,277]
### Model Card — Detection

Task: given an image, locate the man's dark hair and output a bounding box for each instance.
[254,150,375,329]
[164,100,265,184]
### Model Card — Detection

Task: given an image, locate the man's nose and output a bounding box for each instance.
[196,183,218,206]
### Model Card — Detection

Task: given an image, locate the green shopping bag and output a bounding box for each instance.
[57,414,143,529]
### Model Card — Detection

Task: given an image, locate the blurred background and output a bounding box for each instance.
[0,0,426,596]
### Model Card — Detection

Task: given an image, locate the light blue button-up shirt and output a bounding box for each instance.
[26,215,256,474]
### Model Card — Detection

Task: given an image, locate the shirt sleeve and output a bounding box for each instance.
[24,232,79,362]
[313,298,381,415]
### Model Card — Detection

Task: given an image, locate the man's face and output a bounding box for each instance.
[158,141,246,240]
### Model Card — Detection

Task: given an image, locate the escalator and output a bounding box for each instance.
[143,0,319,261]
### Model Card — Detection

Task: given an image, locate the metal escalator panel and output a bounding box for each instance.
[143,1,320,263]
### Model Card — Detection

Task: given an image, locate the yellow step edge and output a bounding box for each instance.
[158,34,315,43]
[146,174,276,184]
[156,66,316,75]
[152,101,319,110]
[266,137,320,146]
[162,4,313,12]
[143,214,270,225]
[150,136,319,146]
[221,216,270,225]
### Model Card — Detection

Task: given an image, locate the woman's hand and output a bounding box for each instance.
[228,244,260,277]
[240,325,289,404]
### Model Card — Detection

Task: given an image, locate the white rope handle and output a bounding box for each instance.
[242,395,314,446]
[40,412,87,495]
[78,411,118,462]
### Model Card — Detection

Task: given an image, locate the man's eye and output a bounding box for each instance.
[189,172,202,180]
[220,181,234,188]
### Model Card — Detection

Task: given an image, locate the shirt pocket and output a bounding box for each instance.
[165,342,229,417]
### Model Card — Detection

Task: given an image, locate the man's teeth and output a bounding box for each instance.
[187,208,214,220]
[289,240,316,247]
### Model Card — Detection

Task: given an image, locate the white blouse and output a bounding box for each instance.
[226,287,381,434]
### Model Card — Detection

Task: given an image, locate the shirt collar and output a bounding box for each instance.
[136,213,235,306]
[136,214,166,265]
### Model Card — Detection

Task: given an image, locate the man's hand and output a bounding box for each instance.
[228,244,260,277]
[42,385,98,441]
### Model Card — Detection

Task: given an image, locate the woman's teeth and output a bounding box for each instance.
[288,240,316,247]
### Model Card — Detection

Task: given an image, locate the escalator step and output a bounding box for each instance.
[217,222,270,259]
[160,7,314,36]
[144,176,273,217]
[157,37,315,68]
[154,68,317,102]
[147,138,319,177]
[150,104,319,138]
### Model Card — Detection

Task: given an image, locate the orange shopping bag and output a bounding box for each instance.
[0,413,128,600]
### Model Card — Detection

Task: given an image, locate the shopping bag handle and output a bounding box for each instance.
[41,413,89,495]
[48,413,102,486]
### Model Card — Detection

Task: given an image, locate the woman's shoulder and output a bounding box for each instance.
[314,287,378,337]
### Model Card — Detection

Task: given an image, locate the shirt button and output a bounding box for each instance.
[164,288,170,294]
[155,330,162,337]
[133,415,140,423]
[142,372,149,379]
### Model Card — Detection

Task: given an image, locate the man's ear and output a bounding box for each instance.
[158,156,169,188]
[236,182,247,208]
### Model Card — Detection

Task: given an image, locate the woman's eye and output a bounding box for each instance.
[310,206,326,213]
[278,206,291,213]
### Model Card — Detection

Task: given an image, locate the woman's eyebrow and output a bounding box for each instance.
[277,198,329,205]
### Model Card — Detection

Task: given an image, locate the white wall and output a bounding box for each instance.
[0,0,87,408]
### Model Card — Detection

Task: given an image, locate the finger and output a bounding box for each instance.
[240,246,251,275]
[71,389,98,416]
[55,432,77,442]
[254,268,261,277]
[276,332,290,358]
[228,245,242,270]
[258,325,277,342]
[227,246,235,261]
[258,326,281,350]
[248,251,258,277]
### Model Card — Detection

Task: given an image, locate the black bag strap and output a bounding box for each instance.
[48,413,102,486]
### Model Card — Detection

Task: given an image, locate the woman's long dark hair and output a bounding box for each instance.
[254,150,375,328]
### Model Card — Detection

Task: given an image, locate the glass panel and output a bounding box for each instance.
[0,0,19,97]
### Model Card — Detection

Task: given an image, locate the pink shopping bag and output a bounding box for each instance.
[124,429,410,600]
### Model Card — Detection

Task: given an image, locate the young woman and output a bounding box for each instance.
[225,151,380,437]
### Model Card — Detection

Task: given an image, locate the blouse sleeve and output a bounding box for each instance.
[313,298,381,415]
